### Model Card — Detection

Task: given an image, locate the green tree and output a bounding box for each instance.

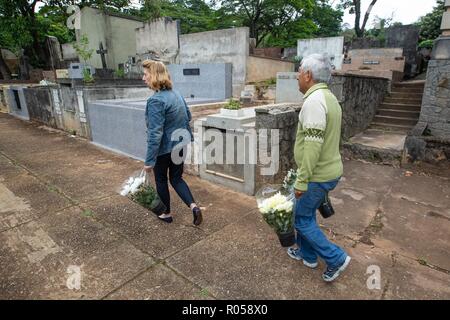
[135,0,224,33]
[174,0,218,33]
[339,0,378,38]
[364,15,396,44]
[416,0,444,41]
[0,0,132,79]
[310,0,343,37]
[218,0,315,46]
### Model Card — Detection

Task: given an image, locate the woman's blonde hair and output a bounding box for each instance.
[142,60,173,91]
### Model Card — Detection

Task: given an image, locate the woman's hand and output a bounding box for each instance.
[144,165,153,173]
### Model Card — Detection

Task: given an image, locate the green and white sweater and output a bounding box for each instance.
[294,83,343,192]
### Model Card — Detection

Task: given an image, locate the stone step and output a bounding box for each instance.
[388,92,423,99]
[392,81,426,89]
[369,123,413,133]
[342,141,402,165]
[384,97,423,105]
[373,115,418,126]
[390,86,424,92]
[379,103,421,111]
[377,109,421,118]
[391,88,424,94]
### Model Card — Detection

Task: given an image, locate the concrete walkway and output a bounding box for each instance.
[1,113,449,300]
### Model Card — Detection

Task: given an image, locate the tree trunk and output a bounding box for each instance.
[25,8,47,68]
[0,53,12,80]
[354,0,363,37]
[360,0,378,35]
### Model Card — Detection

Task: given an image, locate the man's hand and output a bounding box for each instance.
[294,189,304,199]
[144,165,153,173]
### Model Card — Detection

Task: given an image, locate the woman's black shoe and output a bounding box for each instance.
[156,214,173,223]
[192,207,203,226]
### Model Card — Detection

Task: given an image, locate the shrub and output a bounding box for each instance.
[418,40,434,50]
[224,99,241,110]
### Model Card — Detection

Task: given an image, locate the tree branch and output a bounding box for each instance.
[239,0,253,20]
[360,0,377,35]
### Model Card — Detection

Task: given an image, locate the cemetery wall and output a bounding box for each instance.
[385,25,419,77]
[179,27,249,97]
[343,70,403,82]
[0,85,10,113]
[247,55,294,83]
[17,85,152,139]
[342,48,405,73]
[23,86,58,128]
[417,60,450,139]
[79,7,143,70]
[331,73,389,140]
[297,36,344,70]
[254,104,301,193]
[5,86,30,121]
[61,43,78,61]
[136,17,180,63]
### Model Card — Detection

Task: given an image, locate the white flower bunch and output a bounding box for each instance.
[120,175,145,196]
[258,192,293,214]
[258,191,294,234]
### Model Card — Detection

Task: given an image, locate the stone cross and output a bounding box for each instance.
[96,42,108,69]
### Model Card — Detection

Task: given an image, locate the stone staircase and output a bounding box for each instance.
[343,81,426,165]
[370,81,425,132]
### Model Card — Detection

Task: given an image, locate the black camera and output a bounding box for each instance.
[318,194,335,219]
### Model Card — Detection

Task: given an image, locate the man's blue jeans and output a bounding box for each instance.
[294,178,347,269]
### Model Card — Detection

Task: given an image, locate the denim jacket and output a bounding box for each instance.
[145,89,194,166]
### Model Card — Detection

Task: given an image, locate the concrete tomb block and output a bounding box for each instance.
[87,97,219,161]
[275,72,304,104]
[168,63,232,101]
[6,86,30,121]
[68,63,96,79]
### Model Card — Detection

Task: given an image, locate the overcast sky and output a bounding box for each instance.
[341,0,437,28]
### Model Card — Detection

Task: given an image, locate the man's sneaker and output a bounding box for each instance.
[287,247,318,269]
[322,256,352,282]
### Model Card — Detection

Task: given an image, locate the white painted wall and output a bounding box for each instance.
[136,17,180,63]
[61,43,78,60]
[78,7,143,70]
[297,36,344,70]
[179,27,250,97]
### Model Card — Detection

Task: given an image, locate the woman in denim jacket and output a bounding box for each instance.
[142,60,202,225]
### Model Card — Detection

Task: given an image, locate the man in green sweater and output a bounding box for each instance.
[287,54,351,282]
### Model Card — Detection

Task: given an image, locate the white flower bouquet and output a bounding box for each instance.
[256,185,296,247]
[119,170,167,215]
[119,173,146,196]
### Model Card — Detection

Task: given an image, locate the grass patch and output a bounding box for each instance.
[199,288,209,297]
[82,209,94,217]
[47,185,58,193]
[417,258,428,266]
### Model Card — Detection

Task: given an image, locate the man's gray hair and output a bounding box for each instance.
[300,53,333,84]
